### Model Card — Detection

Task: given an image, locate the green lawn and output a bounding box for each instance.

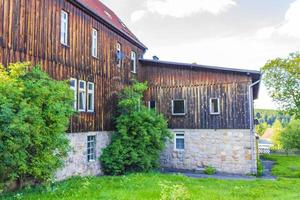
[262,154,300,178]
[1,155,300,200]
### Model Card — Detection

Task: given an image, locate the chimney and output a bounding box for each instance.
[153,56,159,61]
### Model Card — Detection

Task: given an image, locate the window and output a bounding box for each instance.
[87,135,96,162]
[78,80,86,112]
[148,100,156,110]
[61,10,68,45]
[172,99,185,115]
[175,132,185,150]
[87,82,94,112]
[131,51,137,73]
[70,78,77,110]
[116,43,122,67]
[92,28,98,58]
[210,98,220,115]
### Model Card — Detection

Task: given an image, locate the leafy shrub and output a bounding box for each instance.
[280,120,300,152]
[203,166,216,175]
[100,82,171,175]
[257,160,264,177]
[0,63,74,190]
[160,181,190,200]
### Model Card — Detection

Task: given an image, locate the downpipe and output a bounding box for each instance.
[248,79,260,174]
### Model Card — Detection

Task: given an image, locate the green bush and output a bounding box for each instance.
[203,166,216,175]
[257,159,264,177]
[0,63,74,190]
[280,120,300,152]
[100,82,171,175]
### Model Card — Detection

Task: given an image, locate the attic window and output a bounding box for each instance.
[104,10,112,19]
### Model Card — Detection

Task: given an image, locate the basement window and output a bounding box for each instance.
[87,135,96,162]
[210,98,220,115]
[172,99,185,115]
[175,132,185,151]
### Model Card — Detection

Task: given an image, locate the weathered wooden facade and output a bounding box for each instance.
[0,0,261,177]
[139,59,260,129]
[0,0,146,133]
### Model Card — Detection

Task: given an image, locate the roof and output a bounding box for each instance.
[74,0,147,50]
[140,59,262,99]
[261,128,274,140]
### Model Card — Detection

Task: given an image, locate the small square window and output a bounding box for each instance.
[87,135,96,162]
[172,100,185,115]
[175,132,185,150]
[210,98,220,115]
[148,100,156,110]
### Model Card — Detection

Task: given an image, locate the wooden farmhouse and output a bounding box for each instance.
[0,0,261,178]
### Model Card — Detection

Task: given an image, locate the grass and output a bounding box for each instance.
[262,154,300,178]
[1,155,300,200]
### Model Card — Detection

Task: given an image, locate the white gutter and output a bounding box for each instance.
[248,79,261,174]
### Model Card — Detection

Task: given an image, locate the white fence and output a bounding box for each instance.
[258,144,271,154]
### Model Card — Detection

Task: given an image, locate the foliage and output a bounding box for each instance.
[255,109,291,129]
[255,122,268,137]
[2,171,300,200]
[160,181,190,200]
[262,154,300,178]
[256,160,263,177]
[262,53,300,118]
[280,120,300,152]
[271,120,283,150]
[203,166,216,175]
[100,82,171,175]
[0,63,74,189]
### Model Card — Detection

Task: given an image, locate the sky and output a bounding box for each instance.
[101,0,300,110]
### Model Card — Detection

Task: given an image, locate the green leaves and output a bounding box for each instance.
[100,82,171,175]
[0,63,74,190]
[262,52,300,118]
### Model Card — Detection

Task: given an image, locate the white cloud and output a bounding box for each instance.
[131,10,147,23]
[131,0,236,22]
[256,0,300,39]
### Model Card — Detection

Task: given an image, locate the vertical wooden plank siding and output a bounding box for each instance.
[0,0,144,132]
[139,64,252,129]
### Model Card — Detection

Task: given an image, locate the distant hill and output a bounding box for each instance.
[255,109,291,127]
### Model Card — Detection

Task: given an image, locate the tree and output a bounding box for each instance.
[280,120,300,151]
[262,53,300,118]
[271,120,283,150]
[100,82,171,175]
[0,63,74,189]
[255,122,268,136]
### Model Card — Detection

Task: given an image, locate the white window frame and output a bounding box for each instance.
[148,100,156,110]
[78,80,86,112]
[87,135,96,162]
[92,28,98,58]
[70,78,77,110]
[87,82,95,112]
[61,10,68,46]
[172,99,186,116]
[116,42,122,68]
[131,51,137,73]
[174,132,185,151]
[210,98,220,115]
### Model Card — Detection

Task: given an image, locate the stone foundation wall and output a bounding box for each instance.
[160,129,257,174]
[56,131,111,181]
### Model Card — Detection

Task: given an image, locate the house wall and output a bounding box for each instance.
[55,131,111,181]
[161,129,257,174]
[0,0,145,132]
[140,64,252,129]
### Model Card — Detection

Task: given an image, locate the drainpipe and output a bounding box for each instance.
[248,79,261,174]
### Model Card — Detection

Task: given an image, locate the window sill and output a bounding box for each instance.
[210,113,220,115]
[174,149,185,152]
[61,43,70,48]
[131,71,137,74]
[92,56,99,60]
[172,113,186,116]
